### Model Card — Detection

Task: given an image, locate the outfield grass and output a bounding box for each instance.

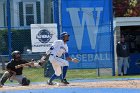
[23,68,100,82]
[23,67,46,82]
[22,67,140,82]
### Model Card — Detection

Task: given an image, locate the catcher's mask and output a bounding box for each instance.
[11,51,21,60]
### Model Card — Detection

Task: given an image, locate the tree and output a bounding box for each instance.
[113,0,140,17]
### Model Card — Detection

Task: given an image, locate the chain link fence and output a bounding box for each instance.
[0,0,54,82]
[0,0,115,85]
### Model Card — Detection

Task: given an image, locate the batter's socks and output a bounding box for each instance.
[49,74,57,82]
[59,74,63,81]
[62,66,68,79]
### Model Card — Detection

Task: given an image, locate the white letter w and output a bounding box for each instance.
[67,8,103,50]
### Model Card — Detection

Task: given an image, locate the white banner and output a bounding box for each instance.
[31,24,58,52]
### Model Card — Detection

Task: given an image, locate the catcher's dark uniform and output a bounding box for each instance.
[0,51,30,87]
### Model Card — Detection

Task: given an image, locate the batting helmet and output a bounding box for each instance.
[11,51,21,59]
[60,32,70,39]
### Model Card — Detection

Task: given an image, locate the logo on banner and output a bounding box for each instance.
[36,29,52,43]
[67,8,103,50]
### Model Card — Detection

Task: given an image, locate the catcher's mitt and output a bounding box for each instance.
[38,61,45,66]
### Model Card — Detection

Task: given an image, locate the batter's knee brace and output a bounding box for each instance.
[22,78,30,86]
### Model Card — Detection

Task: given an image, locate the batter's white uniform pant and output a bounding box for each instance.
[49,55,69,76]
[118,57,129,75]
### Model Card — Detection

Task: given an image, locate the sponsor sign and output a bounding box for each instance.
[31,24,58,52]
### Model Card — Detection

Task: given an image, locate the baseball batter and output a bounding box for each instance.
[46,32,79,85]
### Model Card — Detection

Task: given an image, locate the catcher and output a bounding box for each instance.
[46,32,79,85]
[0,51,34,87]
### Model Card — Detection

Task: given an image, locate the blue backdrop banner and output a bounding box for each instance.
[60,0,113,69]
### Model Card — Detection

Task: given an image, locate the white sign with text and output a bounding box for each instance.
[31,24,58,52]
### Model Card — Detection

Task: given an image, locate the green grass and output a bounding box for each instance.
[23,68,140,82]
[23,68,100,82]
[4,67,140,84]
[67,69,97,79]
[23,67,46,82]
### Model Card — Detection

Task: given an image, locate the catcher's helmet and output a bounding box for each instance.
[60,32,70,39]
[11,51,21,59]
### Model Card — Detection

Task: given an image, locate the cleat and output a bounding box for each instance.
[47,80,56,85]
[59,82,67,86]
[61,79,69,84]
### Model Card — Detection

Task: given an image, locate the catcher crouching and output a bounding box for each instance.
[0,51,34,88]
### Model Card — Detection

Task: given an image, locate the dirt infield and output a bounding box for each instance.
[0,79,140,91]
